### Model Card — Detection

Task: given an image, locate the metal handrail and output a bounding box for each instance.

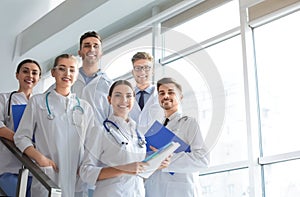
[0,137,61,197]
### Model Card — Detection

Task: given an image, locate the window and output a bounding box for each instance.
[199,169,249,197]
[102,33,152,80]
[254,10,300,156]
[161,0,246,166]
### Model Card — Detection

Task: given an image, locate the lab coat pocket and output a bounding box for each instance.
[166,181,194,197]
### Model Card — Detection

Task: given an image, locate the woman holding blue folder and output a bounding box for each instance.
[145,77,210,197]
[0,59,41,197]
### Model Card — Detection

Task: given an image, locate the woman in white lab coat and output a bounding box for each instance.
[14,54,95,197]
[80,80,149,197]
[0,59,41,197]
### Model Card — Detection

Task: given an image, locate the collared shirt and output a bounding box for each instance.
[135,85,154,105]
[79,67,102,85]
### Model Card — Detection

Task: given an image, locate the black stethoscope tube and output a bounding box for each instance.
[7,91,17,118]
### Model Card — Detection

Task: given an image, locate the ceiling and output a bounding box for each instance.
[0,0,198,92]
[9,0,186,70]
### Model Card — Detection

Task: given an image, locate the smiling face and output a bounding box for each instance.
[132,59,153,89]
[108,84,135,120]
[16,62,41,91]
[78,37,102,66]
[158,83,183,117]
[51,56,78,95]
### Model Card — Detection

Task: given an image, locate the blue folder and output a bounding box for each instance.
[12,104,26,132]
[145,120,191,154]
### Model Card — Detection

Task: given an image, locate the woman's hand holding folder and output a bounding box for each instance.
[149,145,172,170]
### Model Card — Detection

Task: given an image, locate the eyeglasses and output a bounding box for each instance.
[133,66,151,72]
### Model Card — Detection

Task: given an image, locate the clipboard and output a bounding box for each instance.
[12,104,26,132]
[139,141,180,178]
[145,120,191,154]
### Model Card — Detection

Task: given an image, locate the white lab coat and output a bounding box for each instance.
[0,92,29,175]
[145,112,209,197]
[129,86,164,135]
[80,115,146,197]
[72,72,112,125]
[14,89,95,197]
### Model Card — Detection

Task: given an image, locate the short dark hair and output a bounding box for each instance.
[79,31,102,48]
[108,80,135,97]
[131,52,153,64]
[157,77,182,93]
[16,59,41,77]
[53,54,77,68]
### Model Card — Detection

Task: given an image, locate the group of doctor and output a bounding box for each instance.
[0,30,209,197]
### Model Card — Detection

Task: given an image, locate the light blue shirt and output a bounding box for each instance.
[79,67,103,84]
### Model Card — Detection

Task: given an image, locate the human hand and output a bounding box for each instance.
[37,155,58,172]
[149,145,172,169]
[158,154,172,170]
[149,145,158,152]
[118,162,149,175]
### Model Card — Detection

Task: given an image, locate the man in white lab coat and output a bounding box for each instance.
[129,52,164,134]
[73,31,112,125]
[145,77,210,197]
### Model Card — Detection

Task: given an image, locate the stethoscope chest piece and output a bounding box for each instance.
[47,113,55,120]
[45,91,83,121]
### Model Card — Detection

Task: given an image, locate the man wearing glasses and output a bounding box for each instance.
[129,52,164,134]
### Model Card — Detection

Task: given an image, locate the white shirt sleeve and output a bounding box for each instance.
[162,117,210,173]
[80,126,104,185]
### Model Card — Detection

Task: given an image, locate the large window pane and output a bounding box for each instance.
[199,169,249,197]
[163,0,240,52]
[204,35,247,165]
[264,159,300,196]
[102,33,152,80]
[161,34,247,165]
[254,11,300,156]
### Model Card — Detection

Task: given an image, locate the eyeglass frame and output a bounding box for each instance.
[133,65,152,72]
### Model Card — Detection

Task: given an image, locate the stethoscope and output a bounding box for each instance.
[45,91,84,120]
[103,119,146,148]
[7,91,17,118]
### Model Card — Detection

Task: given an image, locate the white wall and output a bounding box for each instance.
[0,1,53,92]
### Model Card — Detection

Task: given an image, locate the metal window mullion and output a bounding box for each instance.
[239,0,263,196]
[198,161,249,176]
[258,151,300,165]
